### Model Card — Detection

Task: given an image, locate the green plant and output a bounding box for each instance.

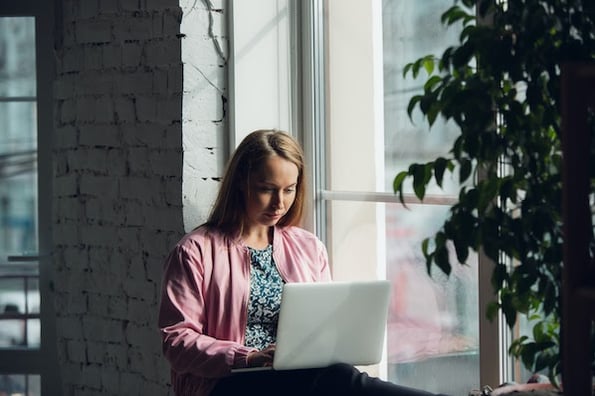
[393,0,595,384]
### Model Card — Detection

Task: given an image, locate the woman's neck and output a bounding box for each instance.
[242,226,273,250]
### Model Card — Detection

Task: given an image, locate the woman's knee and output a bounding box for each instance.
[312,363,364,395]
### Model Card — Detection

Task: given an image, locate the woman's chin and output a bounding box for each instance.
[262,215,282,225]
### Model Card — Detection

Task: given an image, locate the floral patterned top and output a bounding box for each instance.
[244,244,284,350]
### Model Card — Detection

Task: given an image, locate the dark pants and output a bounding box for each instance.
[210,363,450,396]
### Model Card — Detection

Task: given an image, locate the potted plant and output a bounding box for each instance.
[393,0,595,388]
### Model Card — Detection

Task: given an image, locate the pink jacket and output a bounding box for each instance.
[158,225,331,396]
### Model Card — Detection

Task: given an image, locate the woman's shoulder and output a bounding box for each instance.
[276,226,324,246]
[175,225,231,249]
[274,226,330,281]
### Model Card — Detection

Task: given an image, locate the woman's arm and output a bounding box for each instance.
[158,244,256,378]
[317,238,332,281]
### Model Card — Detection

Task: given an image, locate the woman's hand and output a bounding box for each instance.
[246,344,276,367]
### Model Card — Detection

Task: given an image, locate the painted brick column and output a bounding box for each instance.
[51,1,227,394]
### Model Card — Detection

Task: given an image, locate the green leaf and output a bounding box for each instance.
[500,290,517,328]
[421,238,430,258]
[492,263,508,290]
[459,24,476,41]
[459,158,473,183]
[499,176,516,203]
[434,157,449,188]
[402,62,413,78]
[421,238,434,275]
[410,58,423,78]
[423,75,442,92]
[533,321,547,343]
[422,56,435,75]
[440,5,474,27]
[427,104,440,127]
[411,164,430,200]
[407,95,422,119]
[543,283,557,316]
[434,244,452,276]
[520,342,538,369]
[453,237,469,263]
[478,177,500,213]
[393,171,409,205]
[534,349,556,373]
[486,301,500,321]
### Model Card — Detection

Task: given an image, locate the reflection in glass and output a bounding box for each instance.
[0,269,39,348]
[385,203,478,395]
[0,319,26,347]
[0,15,40,353]
[330,200,479,395]
[26,277,39,314]
[0,17,38,257]
[0,18,36,98]
[0,374,40,396]
[380,3,479,393]
[0,277,18,313]
[382,1,464,196]
[26,318,40,348]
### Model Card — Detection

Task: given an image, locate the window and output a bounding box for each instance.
[186,0,299,230]
[306,1,506,394]
[0,15,42,396]
[0,1,57,395]
[228,1,513,393]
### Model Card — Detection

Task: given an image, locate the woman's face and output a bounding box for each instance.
[244,155,299,229]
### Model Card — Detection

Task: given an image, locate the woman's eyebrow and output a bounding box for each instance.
[257,181,297,188]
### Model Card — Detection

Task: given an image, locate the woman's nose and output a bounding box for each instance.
[272,191,284,209]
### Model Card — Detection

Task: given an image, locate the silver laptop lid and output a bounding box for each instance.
[273,280,391,370]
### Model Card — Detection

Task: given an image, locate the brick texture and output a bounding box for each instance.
[52,1,228,394]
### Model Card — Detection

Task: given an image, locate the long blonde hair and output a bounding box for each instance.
[205,129,306,236]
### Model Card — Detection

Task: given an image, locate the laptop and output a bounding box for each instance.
[232,279,391,372]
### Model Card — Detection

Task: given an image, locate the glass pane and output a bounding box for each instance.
[0,102,38,256]
[386,203,478,395]
[0,277,27,314]
[0,17,37,97]
[26,277,39,314]
[0,16,40,353]
[328,200,479,395]
[26,319,40,348]
[0,374,40,396]
[0,271,38,348]
[0,101,37,149]
[382,1,464,196]
[0,319,27,347]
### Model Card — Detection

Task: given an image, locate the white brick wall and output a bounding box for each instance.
[52,1,227,394]
[180,0,227,230]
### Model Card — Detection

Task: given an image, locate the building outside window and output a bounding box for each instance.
[0,15,41,396]
[0,1,56,392]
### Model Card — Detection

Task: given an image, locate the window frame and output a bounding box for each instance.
[300,0,507,388]
[228,0,511,388]
[0,1,59,394]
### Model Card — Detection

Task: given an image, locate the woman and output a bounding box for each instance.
[158,129,449,396]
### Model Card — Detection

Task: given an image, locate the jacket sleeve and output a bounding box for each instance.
[158,242,256,378]
[316,238,332,282]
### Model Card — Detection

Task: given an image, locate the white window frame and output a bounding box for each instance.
[314,0,512,386]
[228,0,300,146]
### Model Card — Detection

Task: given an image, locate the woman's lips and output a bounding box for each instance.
[265,212,282,220]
